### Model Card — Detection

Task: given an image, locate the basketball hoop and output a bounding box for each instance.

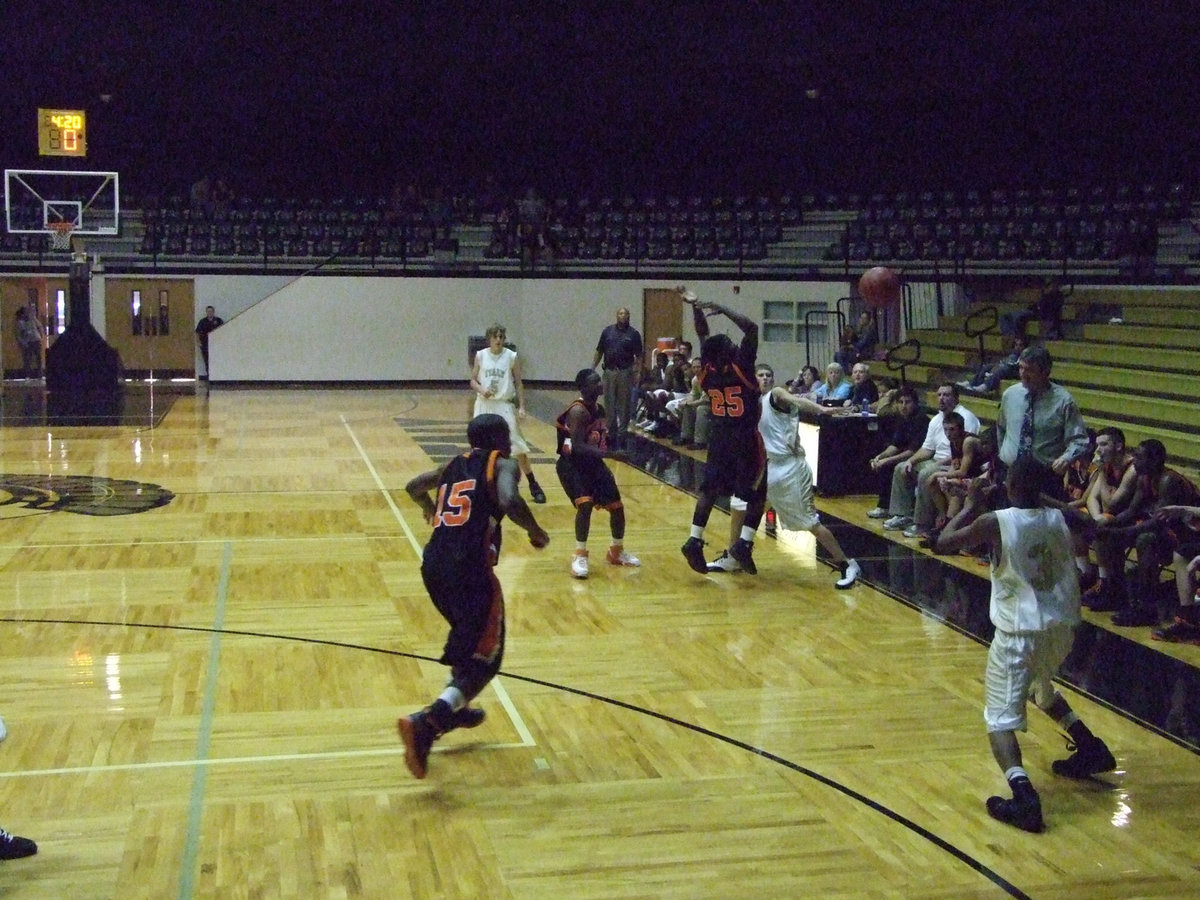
[47,221,75,252]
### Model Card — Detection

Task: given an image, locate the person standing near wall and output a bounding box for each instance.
[15,306,44,379]
[592,307,643,449]
[194,305,224,379]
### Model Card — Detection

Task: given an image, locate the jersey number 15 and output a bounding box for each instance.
[433,479,475,527]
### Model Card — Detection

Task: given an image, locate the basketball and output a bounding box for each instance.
[858,266,901,309]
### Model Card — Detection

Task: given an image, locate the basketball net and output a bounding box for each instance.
[47,221,75,252]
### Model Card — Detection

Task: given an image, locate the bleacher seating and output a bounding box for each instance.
[898,284,1200,478]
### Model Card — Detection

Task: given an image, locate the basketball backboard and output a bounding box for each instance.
[4,169,120,235]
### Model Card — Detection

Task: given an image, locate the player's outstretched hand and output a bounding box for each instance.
[529,527,550,549]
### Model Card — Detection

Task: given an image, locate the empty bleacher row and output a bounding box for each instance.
[139,195,444,260]
[828,183,1187,264]
[1,181,1193,270]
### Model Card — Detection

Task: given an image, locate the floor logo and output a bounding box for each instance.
[0,475,174,518]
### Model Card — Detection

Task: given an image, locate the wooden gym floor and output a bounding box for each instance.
[0,384,1197,899]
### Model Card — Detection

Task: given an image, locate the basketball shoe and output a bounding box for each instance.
[681,537,707,573]
[605,546,640,567]
[1051,737,1116,779]
[570,550,589,579]
[0,829,37,861]
[706,550,742,573]
[986,791,1044,833]
[729,538,757,575]
[397,710,440,779]
[836,559,861,589]
[450,706,486,730]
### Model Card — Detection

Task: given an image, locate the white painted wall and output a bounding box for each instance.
[203,276,853,382]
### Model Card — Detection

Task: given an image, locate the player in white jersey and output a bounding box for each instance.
[938,455,1115,833]
[470,323,546,503]
[728,364,859,588]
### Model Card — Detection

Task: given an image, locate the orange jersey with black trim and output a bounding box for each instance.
[555,398,607,454]
[424,449,504,569]
[697,357,760,433]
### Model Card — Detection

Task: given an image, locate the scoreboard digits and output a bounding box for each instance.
[38,108,87,157]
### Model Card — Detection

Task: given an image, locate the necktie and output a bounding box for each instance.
[1017,391,1036,458]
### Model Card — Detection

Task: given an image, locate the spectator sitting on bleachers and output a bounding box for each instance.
[834,311,879,370]
[1086,439,1200,628]
[1151,506,1200,644]
[1077,426,1136,588]
[663,342,693,395]
[922,413,985,539]
[866,386,930,519]
[883,383,981,535]
[1001,277,1073,340]
[811,362,852,403]
[190,175,212,215]
[957,334,1027,397]
[843,361,879,412]
[632,350,672,435]
[1064,429,1099,509]
[787,365,821,400]
[870,378,905,417]
[211,178,234,218]
[938,427,1000,537]
[670,356,710,450]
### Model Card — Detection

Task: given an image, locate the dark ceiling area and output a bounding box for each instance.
[3,3,1197,198]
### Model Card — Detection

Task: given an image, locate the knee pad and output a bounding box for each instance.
[730,496,748,512]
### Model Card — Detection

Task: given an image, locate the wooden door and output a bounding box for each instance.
[104,278,196,376]
[642,287,683,367]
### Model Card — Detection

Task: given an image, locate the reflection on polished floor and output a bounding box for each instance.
[0,379,185,427]
[0,385,1197,898]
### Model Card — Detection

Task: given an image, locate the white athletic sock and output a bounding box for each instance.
[438,686,466,712]
[1074,556,1090,573]
[1004,766,1029,783]
[690,524,704,539]
[740,526,756,542]
[576,541,588,553]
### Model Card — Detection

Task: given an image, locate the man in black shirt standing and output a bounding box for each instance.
[592,307,643,448]
[195,305,224,379]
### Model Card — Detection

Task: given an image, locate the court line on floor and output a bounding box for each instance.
[0,742,533,780]
[0,613,1027,897]
[341,414,538,750]
[178,539,231,900]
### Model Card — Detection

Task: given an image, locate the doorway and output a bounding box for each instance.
[642,288,684,367]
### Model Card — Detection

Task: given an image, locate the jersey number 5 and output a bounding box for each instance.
[707,385,744,417]
[432,479,475,527]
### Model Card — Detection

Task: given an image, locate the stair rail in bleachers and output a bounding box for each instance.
[963,305,999,365]
[884,338,921,387]
[803,308,845,370]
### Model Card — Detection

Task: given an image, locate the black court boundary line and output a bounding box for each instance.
[1,614,1028,899]
[403,402,1200,755]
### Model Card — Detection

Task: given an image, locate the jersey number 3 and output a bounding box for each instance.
[432,479,475,527]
